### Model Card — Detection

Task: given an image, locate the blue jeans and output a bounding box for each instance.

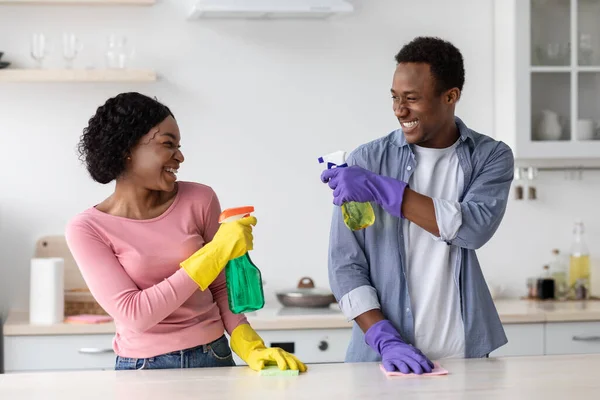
[114,335,236,370]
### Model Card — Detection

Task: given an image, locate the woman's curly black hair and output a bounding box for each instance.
[77,92,174,184]
[395,36,465,95]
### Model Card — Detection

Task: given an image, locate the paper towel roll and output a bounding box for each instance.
[29,257,65,325]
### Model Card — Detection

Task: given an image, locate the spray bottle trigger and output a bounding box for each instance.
[330,162,348,169]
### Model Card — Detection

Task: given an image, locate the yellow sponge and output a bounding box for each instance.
[258,366,300,376]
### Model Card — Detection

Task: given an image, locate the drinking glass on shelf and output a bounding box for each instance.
[105,35,135,69]
[62,33,83,69]
[30,33,50,69]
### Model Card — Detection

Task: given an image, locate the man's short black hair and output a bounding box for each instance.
[395,36,465,95]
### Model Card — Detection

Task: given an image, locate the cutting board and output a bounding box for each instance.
[34,235,88,292]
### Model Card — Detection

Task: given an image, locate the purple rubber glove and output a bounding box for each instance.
[320,166,408,218]
[365,320,434,374]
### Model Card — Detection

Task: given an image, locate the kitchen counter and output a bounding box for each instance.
[5,299,600,336]
[1,354,599,399]
[495,298,600,323]
[2,304,351,336]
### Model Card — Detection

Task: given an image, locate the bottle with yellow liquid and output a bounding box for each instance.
[569,220,590,299]
[318,150,375,231]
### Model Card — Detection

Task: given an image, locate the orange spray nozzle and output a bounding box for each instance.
[218,206,255,223]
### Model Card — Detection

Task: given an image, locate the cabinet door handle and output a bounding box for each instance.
[572,335,600,342]
[78,347,114,354]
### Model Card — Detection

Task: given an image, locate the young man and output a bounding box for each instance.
[321,36,513,374]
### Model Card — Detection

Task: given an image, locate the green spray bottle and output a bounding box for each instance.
[219,206,265,314]
[319,151,376,231]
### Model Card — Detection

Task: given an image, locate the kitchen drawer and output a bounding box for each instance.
[491,323,545,357]
[232,328,352,365]
[545,321,600,355]
[4,334,115,372]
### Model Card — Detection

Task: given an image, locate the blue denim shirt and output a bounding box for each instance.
[328,116,513,361]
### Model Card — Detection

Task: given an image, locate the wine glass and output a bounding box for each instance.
[62,33,83,69]
[31,33,50,69]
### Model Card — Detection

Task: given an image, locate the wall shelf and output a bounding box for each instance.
[530,66,600,73]
[0,69,157,83]
[530,66,571,73]
[0,0,154,5]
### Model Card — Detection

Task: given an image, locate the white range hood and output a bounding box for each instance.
[189,0,354,19]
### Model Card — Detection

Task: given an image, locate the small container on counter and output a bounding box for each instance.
[537,265,555,300]
[574,279,588,300]
[527,277,537,298]
[549,248,569,300]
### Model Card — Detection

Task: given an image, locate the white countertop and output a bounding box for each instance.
[2,303,351,336]
[494,298,600,323]
[1,354,599,399]
[4,299,600,336]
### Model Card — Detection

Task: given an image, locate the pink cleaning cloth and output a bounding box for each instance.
[379,362,448,377]
[64,314,113,324]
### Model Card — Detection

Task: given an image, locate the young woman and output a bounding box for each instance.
[66,92,306,372]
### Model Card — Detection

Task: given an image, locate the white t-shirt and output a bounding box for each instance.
[403,140,465,360]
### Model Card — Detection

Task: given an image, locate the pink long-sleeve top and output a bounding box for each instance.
[65,181,248,358]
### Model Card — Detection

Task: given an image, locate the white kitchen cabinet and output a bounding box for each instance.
[545,321,600,355]
[493,321,600,357]
[5,321,600,371]
[491,323,545,357]
[4,328,352,373]
[4,334,115,373]
[232,328,351,366]
[494,0,600,164]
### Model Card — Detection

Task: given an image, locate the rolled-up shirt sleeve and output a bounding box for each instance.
[432,198,463,242]
[339,285,380,321]
[448,142,514,250]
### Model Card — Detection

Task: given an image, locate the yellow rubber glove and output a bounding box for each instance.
[231,323,307,372]
[180,216,257,290]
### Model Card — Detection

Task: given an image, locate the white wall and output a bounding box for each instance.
[1,0,598,316]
